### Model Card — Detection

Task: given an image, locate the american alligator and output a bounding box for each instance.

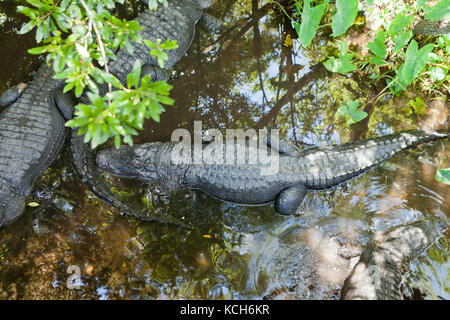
[341,216,447,300]
[0,64,74,228]
[95,130,449,215]
[253,215,446,300]
[70,0,213,224]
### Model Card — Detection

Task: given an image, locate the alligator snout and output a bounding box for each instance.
[95,147,145,178]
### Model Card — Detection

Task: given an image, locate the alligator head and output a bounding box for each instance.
[96,142,165,182]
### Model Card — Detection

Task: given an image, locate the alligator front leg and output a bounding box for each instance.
[265,133,303,156]
[0,83,26,107]
[274,184,307,215]
[54,91,75,120]
[141,64,169,82]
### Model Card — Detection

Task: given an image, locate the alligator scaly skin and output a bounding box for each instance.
[95,130,449,215]
[0,64,66,227]
[341,216,447,300]
[70,0,208,223]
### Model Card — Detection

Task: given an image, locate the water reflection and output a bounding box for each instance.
[0,0,448,299]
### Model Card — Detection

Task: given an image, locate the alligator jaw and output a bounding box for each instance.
[96,145,159,182]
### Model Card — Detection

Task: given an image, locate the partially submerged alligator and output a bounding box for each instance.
[0,0,213,227]
[0,64,73,227]
[70,0,212,224]
[254,215,446,300]
[95,130,449,216]
[341,216,447,300]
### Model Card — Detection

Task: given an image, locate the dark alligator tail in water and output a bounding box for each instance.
[0,64,74,228]
[95,130,449,216]
[341,216,448,300]
[70,0,212,226]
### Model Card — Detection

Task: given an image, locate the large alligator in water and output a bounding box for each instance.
[70,0,213,224]
[0,64,74,228]
[341,216,447,300]
[95,130,449,215]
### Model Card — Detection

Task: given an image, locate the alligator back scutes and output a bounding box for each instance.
[108,0,203,84]
[0,65,66,188]
[301,130,449,190]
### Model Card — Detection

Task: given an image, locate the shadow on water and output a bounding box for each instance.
[0,0,448,299]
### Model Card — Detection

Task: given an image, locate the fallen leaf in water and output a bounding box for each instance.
[27,202,39,207]
[17,83,26,93]
[284,34,293,47]
[202,44,215,54]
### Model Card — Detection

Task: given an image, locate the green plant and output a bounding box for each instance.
[335,99,368,126]
[435,168,450,185]
[17,0,178,148]
[276,0,449,125]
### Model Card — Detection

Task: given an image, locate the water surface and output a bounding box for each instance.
[0,0,448,299]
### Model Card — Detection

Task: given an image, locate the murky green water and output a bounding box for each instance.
[0,0,448,299]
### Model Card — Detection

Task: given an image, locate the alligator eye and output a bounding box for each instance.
[133,160,141,167]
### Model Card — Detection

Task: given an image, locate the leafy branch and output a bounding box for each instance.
[17,0,179,148]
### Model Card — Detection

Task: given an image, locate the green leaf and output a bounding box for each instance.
[65,117,90,127]
[101,72,124,89]
[370,56,384,66]
[17,6,36,18]
[114,135,121,149]
[127,59,142,89]
[429,67,446,80]
[18,21,36,34]
[408,97,426,115]
[324,53,356,73]
[435,168,450,184]
[335,100,367,125]
[160,39,178,50]
[331,0,359,37]
[425,0,450,21]
[297,0,329,47]
[337,40,348,55]
[401,40,434,84]
[393,30,413,54]
[388,13,414,35]
[368,30,387,58]
[28,45,48,55]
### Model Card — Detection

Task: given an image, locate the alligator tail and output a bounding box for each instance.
[341,216,447,300]
[70,130,190,228]
[302,130,449,190]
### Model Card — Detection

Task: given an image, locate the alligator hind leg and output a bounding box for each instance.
[0,83,26,107]
[274,184,307,215]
